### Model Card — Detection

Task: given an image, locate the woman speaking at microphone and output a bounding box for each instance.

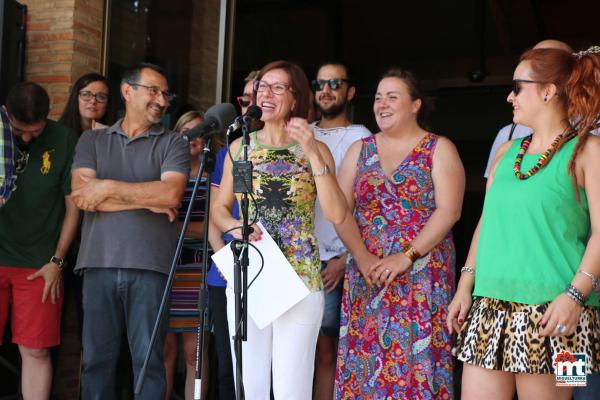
[211,60,347,400]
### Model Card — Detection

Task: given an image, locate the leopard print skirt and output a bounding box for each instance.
[453,297,600,374]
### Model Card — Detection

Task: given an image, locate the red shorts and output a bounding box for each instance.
[0,266,63,348]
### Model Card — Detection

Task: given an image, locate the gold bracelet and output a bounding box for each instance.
[403,243,421,263]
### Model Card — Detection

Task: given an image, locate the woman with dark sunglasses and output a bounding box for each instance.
[449,46,600,399]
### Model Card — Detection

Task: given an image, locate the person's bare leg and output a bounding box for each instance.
[314,335,338,400]
[461,363,516,400]
[19,345,52,400]
[182,332,210,400]
[516,373,573,400]
[164,332,178,400]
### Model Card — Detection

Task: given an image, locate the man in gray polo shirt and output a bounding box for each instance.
[70,63,189,399]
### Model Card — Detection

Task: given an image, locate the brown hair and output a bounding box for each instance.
[256,60,312,120]
[520,47,600,189]
[380,67,432,130]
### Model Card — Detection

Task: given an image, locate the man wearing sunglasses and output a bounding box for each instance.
[70,63,189,399]
[0,82,79,399]
[310,62,371,400]
[484,39,575,178]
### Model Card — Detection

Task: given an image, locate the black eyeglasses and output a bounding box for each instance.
[311,78,349,92]
[253,80,292,95]
[237,95,253,108]
[128,82,176,102]
[512,79,543,96]
[79,90,109,103]
[15,149,29,174]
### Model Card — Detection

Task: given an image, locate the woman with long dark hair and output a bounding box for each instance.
[59,72,111,135]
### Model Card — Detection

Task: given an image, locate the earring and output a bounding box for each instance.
[544,95,548,102]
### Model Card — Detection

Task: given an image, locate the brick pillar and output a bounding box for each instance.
[188,0,220,111]
[19,0,104,120]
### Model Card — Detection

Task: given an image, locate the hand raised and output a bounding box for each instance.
[285,118,320,158]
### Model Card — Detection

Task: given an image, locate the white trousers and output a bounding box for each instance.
[226,289,324,400]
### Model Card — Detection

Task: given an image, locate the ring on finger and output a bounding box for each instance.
[556,323,567,334]
[384,268,391,274]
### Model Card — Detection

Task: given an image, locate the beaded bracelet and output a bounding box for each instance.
[460,266,475,274]
[578,270,599,291]
[403,243,421,263]
[565,284,587,307]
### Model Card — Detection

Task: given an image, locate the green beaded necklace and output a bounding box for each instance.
[513,131,576,179]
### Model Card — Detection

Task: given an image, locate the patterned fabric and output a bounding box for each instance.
[237,131,321,291]
[168,177,210,332]
[0,109,16,204]
[178,177,208,265]
[454,296,600,374]
[336,133,455,399]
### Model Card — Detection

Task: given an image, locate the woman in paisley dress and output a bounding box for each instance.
[212,60,347,400]
[334,68,465,399]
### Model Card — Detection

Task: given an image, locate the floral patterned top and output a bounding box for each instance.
[235,132,322,291]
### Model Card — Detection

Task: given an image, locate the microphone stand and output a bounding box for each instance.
[135,138,215,397]
[231,118,253,400]
[192,139,215,400]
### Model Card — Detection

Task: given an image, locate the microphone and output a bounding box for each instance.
[228,105,263,132]
[183,103,237,141]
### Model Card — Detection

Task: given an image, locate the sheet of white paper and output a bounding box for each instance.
[211,221,310,329]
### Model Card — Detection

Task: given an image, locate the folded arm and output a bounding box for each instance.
[71,167,187,213]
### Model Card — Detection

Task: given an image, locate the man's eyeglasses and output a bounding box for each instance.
[15,149,29,174]
[311,78,349,92]
[512,79,543,96]
[253,80,292,95]
[237,95,253,108]
[79,90,109,103]
[128,82,176,102]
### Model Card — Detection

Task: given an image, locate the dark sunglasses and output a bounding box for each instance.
[311,78,349,92]
[512,79,543,96]
[236,95,253,108]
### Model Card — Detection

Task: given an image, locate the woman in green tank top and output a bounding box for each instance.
[448,46,600,399]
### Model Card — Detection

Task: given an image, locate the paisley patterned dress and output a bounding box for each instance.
[335,133,455,399]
